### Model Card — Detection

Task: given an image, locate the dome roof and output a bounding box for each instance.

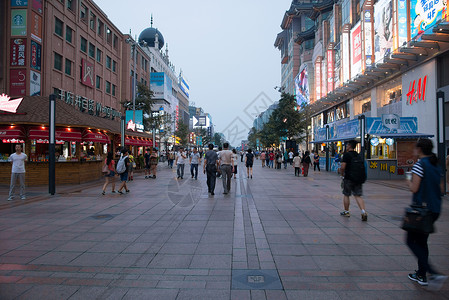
[138,27,164,50]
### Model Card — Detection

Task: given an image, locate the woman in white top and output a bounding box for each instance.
[232,149,238,179]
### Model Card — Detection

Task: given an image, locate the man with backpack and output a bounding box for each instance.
[340,140,368,221]
[116,148,130,194]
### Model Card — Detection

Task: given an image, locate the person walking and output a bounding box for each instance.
[313,151,321,171]
[260,151,266,167]
[175,147,186,179]
[168,150,175,168]
[219,143,234,194]
[288,150,294,165]
[128,150,135,181]
[339,140,367,221]
[301,151,312,176]
[144,148,151,179]
[269,151,275,168]
[189,147,201,180]
[102,152,116,195]
[8,144,27,201]
[293,152,301,177]
[283,151,289,169]
[149,148,158,179]
[406,139,447,289]
[245,148,254,179]
[232,149,238,179]
[117,149,130,194]
[204,143,219,195]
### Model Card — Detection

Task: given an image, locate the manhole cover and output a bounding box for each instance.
[90,214,115,220]
[232,269,283,290]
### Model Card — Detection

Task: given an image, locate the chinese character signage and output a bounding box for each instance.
[327,49,334,93]
[11,9,27,36]
[315,59,322,101]
[351,22,362,77]
[11,0,28,7]
[31,11,42,43]
[382,114,400,130]
[9,69,27,96]
[366,116,418,134]
[410,0,449,38]
[81,59,95,88]
[30,70,41,96]
[10,38,26,67]
[364,10,373,67]
[374,0,393,62]
[30,41,41,71]
[32,0,43,14]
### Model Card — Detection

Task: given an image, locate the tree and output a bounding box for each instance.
[247,127,259,149]
[213,133,223,147]
[174,122,189,146]
[121,83,156,131]
[269,92,304,141]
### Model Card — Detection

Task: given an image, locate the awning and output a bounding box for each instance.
[310,136,359,144]
[82,130,111,143]
[371,133,434,139]
[125,137,152,147]
[0,126,26,140]
[28,127,82,142]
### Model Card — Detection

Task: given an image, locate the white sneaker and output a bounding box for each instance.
[7,197,13,201]
[428,274,448,291]
[20,196,26,200]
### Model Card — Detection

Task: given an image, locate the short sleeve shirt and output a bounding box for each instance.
[205,150,218,165]
[220,150,233,165]
[9,153,27,173]
[176,152,186,164]
[342,151,357,180]
[144,153,150,165]
[190,152,200,164]
[246,153,254,164]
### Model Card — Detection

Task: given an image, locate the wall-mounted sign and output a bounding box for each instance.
[30,70,41,96]
[374,0,393,62]
[397,0,408,47]
[366,116,417,134]
[315,58,322,100]
[81,59,95,88]
[11,0,28,7]
[0,94,23,113]
[406,75,427,104]
[9,69,26,96]
[342,29,350,82]
[410,0,448,38]
[351,22,362,77]
[126,110,144,132]
[32,0,43,14]
[364,10,373,67]
[382,114,400,131]
[31,11,42,43]
[10,38,26,67]
[327,49,334,93]
[295,64,309,106]
[30,40,41,71]
[11,9,27,36]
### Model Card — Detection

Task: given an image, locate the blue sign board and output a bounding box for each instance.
[366,117,417,134]
[11,0,28,7]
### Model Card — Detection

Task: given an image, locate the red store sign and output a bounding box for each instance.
[406,75,427,105]
[10,38,26,67]
[327,49,334,93]
[9,69,26,96]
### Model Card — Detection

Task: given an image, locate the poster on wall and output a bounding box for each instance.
[81,59,95,88]
[327,49,334,93]
[364,10,373,67]
[10,69,27,96]
[342,30,350,82]
[150,72,165,99]
[11,9,27,36]
[32,0,43,14]
[295,64,309,106]
[397,141,417,167]
[31,11,42,43]
[351,22,362,77]
[30,41,41,71]
[10,38,26,67]
[30,70,41,96]
[11,0,28,7]
[410,0,448,38]
[315,59,322,100]
[397,0,408,47]
[374,0,393,62]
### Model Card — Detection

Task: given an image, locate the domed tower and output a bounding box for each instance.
[138,15,165,49]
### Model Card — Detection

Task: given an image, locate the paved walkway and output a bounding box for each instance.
[0,160,448,299]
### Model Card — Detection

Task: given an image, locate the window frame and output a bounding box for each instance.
[80,36,87,52]
[55,17,63,37]
[65,58,72,75]
[54,52,63,71]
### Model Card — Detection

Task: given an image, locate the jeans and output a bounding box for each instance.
[177,164,185,178]
[314,162,320,171]
[168,159,174,168]
[190,164,198,179]
[295,167,300,176]
[269,160,274,168]
[220,164,232,193]
[9,172,25,198]
[206,164,217,193]
[406,213,440,276]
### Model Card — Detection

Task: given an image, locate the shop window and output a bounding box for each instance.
[106,81,111,94]
[65,58,72,75]
[96,48,102,63]
[65,25,73,43]
[379,78,402,107]
[54,52,63,71]
[112,84,116,96]
[112,60,117,72]
[96,75,101,89]
[106,56,111,69]
[354,93,371,115]
[97,19,104,36]
[336,102,349,120]
[55,17,63,37]
[369,138,397,159]
[88,42,95,58]
[80,36,87,52]
[89,12,96,30]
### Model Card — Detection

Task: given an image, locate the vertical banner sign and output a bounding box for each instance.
[11,10,27,36]
[364,10,373,67]
[32,0,43,14]
[374,0,394,62]
[342,30,350,82]
[351,22,362,77]
[10,69,27,96]
[410,0,448,38]
[30,41,41,71]
[295,64,310,106]
[31,11,42,43]
[397,0,408,47]
[327,49,334,93]
[315,59,322,101]
[30,70,41,96]
[10,38,26,67]
[81,59,95,88]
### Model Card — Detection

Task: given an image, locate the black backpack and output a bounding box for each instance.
[346,152,367,184]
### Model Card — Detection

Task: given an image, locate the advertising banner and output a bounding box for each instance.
[374,0,393,62]
[30,41,41,71]
[10,38,26,67]
[126,110,144,132]
[397,0,408,47]
[315,59,322,100]
[32,0,43,14]
[30,70,41,96]
[150,72,165,99]
[11,0,28,7]
[295,64,309,106]
[342,30,350,82]
[327,49,334,93]
[31,11,42,43]
[11,9,27,36]
[410,0,448,38]
[9,69,27,96]
[81,59,95,88]
[364,10,373,67]
[179,75,190,98]
[351,22,362,77]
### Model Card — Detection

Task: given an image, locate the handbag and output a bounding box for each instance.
[401,205,434,234]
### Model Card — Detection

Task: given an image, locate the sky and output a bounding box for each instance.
[95,0,292,144]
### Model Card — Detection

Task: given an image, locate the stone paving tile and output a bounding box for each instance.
[176,289,230,300]
[148,254,193,269]
[16,284,79,300]
[121,288,178,300]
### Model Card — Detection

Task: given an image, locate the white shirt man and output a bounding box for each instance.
[175,148,187,179]
[8,144,27,201]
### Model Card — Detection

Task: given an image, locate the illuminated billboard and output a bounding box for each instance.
[150,72,173,100]
[410,0,448,38]
[295,64,309,106]
[351,22,362,77]
[374,0,393,62]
